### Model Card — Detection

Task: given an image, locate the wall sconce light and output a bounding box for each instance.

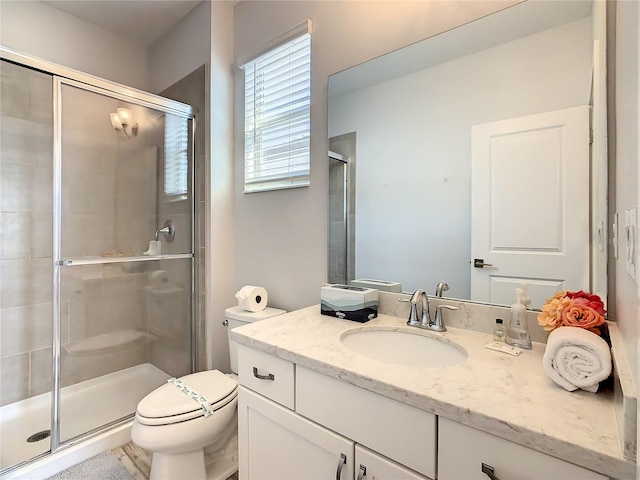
[110,107,138,139]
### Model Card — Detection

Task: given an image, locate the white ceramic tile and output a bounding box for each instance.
[30,213,53,258]
[0,164,52,214]
[0,212,31,259]
[0,353,29,406]
[61,212,116,258]
[0,302,52,357]
[0,258,52,309]
[29,346,53,397]
[1,62,52,124]
[62,170,116,216]
[147,288,188,341]
[0,115,53,168]
[149,335,190,379]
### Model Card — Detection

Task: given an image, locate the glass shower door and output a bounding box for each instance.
[55,80,194,445]
[0,59,54,471]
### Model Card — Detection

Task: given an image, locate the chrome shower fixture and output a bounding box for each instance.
[155,219,176,242]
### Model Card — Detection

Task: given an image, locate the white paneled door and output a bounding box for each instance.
[471,106,590,308]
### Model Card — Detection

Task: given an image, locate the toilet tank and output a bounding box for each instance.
[225,306,286,374]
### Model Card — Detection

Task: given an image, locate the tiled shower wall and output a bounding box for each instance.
[0,61,54,405]
[159,65,207,372]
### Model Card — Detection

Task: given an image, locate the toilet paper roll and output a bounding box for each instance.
[235,285,268,312]
[150,270,170,289]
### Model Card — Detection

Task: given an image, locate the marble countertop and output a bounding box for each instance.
[231,305,636,479]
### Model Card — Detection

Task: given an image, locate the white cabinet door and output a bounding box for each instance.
[296,366,437,479]
[471,105,590,308]
[355,445,430,480]
[438,418,607,480]
[238,386,354,480]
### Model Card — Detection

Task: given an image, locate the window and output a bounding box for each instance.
[242,30,311,193]
[164,113,189,199]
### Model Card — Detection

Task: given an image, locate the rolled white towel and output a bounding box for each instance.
[542,326,611,393]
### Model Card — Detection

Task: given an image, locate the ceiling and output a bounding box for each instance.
[44,0,202,47]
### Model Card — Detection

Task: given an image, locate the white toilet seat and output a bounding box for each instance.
[136,389,237,426]
[135,370,237,426]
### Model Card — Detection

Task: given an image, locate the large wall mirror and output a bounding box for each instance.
[327,1,607,310]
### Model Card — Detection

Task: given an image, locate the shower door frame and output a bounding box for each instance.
[1,46,197,466]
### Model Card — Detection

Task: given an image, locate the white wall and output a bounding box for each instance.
[207,1,236,372]
[233,0,519,311]
[329,18,592,298]
[148,1,212,94]
[0,1,148,90]
[613,0,639,382]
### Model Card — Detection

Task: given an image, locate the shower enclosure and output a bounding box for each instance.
[0,49,196,474]
[328,133,356,285]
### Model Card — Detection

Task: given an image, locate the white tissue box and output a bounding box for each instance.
[350,278,402,293]
[321,284,378,323]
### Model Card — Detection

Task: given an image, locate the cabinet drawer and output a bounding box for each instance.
[296,366,436,479]
[438,418,608,480]
[237,345,295,409]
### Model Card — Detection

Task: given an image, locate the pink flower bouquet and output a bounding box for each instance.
[537,290,606,334]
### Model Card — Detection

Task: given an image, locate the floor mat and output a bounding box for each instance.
[45,451,133,480]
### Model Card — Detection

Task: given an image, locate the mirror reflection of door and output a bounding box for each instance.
[470,106,590,308]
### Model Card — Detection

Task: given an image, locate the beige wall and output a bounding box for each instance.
[0,1,148,90]
[232,0,519,312]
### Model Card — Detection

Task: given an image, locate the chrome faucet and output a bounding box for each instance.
[406,289,430,328]
[435,282,449,297]
[398,289,458,332]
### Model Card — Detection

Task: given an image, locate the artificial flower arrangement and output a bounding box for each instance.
[537,290,607,338]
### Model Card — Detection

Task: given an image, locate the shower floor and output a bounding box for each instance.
[0,363,169,471]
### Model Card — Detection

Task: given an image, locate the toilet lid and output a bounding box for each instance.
[137,370,237,420]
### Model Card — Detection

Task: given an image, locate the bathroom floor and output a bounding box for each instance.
[111,442,238,480]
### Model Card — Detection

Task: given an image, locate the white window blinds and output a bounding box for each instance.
[164,114,189,198]
[242,31,311,193]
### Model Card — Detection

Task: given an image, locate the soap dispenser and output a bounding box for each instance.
[505,288,532,350]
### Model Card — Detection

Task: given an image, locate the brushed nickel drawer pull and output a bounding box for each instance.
[481,463,502,480]
[252,367,275,381]
[356,464,367,480]
[336,453,347,480]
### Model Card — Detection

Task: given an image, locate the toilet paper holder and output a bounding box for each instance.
[155,219,176,242]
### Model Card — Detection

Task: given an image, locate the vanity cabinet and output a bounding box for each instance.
[237,345,608,480]
[238,387,354,479]
[238,348,432,480]
[438,418,608,480]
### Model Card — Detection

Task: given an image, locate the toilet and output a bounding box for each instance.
[131,305,286,480]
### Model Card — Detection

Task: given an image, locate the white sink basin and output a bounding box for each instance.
[340,328,467,368]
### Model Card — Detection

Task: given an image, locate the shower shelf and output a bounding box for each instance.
[56,253,193,266]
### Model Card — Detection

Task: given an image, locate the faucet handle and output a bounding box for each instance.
[436,304,458,312]
[398,291,425,326]
[430,304,458,332]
